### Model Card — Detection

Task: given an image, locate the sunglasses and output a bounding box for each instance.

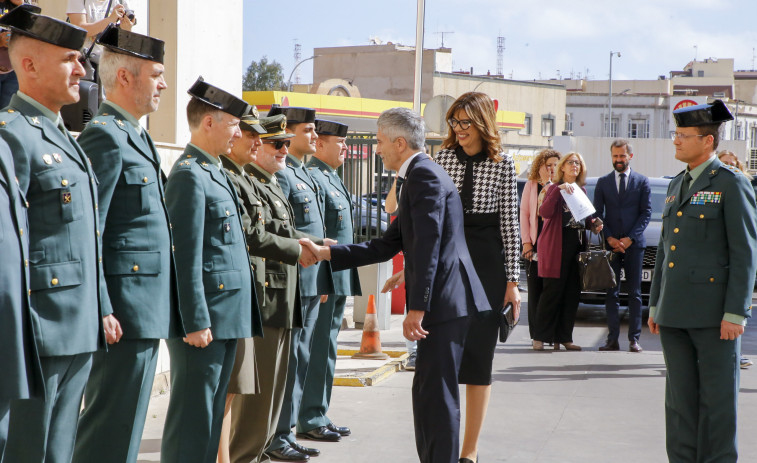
[262,139,291,150]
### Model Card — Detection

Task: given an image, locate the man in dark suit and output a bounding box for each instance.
[72,27,182,463]
[0,7,111,462]
[161,77,261,463]
[593,139,651,353]
[301,107,491,463]
[649,100,757,462]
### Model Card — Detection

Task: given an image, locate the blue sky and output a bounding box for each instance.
[243,0,757,85]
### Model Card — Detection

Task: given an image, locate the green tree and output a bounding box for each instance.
[242,56,285,91]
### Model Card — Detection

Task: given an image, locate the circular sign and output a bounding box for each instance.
[673,99,698,110]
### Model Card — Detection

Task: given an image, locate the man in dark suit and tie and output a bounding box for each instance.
[301,107,492,463]
[593,139,651,353]
[72,27,182,463]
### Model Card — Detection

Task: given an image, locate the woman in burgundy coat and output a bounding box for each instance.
[533,152,601,350]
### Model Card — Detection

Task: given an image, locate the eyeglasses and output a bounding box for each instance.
[565,160,581,166]
[671,132,705,141]
[448,118,472,130]
[262,139,291,149]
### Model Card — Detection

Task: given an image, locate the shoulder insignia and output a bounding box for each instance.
[102,112,109,116]
[308,167,313,170]
[6,109,14,113]
[92,120,99,125]
[323,169,329,174]
[116,120,125,127]
[287,162,294,167]
[31,116,39,125]
[719,164,742,175]
[200,162,208,167]
[260,178,266,183]
[187,155,192,158]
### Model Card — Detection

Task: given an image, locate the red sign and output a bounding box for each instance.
[673,99,698,110]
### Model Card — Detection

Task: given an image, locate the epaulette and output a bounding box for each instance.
[719,163,742,176]
[174,156,196,169]
[0,109,21,128]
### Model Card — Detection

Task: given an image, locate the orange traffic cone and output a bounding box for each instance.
[352,295,390,360]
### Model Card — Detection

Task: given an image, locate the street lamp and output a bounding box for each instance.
[287,55,318,91]
[607,51,621,137]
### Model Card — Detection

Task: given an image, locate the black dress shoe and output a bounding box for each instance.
[267,445,310,462]
[598,340,620,351]
[459,458,477,463]
[296,426,341,442]
[326,422,351,436]
[290,441,320,457]
[629,341,643,353]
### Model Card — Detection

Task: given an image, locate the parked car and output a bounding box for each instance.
[352,193,389,240]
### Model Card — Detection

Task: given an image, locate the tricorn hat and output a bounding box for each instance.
[97,24,164,64]
[239,105,266,134]
[259,115,295,140]
[187,76,249,118]
[673,99,734,127]
[267,104,316,124]
[315,119,348,137]
[0,4,86,51]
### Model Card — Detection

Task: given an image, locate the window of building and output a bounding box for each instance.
[541,115,555,137]
[750,125,757,148]
[603,116,620,138]
[519,114,532,136]
[735,122,744,140]
[627,118,650,138]
[565,113,573,133]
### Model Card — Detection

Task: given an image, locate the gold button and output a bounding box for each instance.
[219,283,224,290]
[709,277,715,282]
[677,211,682,217]
[51,277,59,285]
[143,177,148,183]
[265,281,269,287]
[132,265,139,272]
[699,214,704,219]
[262,258,266,262]
[24,259,28,267]
[28,289,31,296]
[225,210,230,216]
[169,223,173,229]
[19,228,23,235]
[305,197,309,202]
[668,262,674,268]
[670,245,676,251]
[61,179,68,186]
[673,228,679,233]
[172,245,175,252]
[99,257,102,263]
[95,203,98,210]
[96,230,100,237]
[246,245,250,252]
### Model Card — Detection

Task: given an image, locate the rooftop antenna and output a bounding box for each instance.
[752,47,755,71]
[434,31,454,48]
[496,36,505,76]
[293,40,302,85]
[694,44,698,61]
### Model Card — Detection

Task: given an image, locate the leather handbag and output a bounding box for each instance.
[498,303,517,343]
[577,232,616,291]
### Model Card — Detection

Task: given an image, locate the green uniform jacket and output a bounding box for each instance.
[165,145,261,339]
[78,104,182,339]
[650,158,757,328]
[275,154,334,297]
[305,157,361,297]
[0,94,108,356]
[0,138,43,399]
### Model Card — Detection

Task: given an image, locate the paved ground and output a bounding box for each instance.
[137,290,757,463]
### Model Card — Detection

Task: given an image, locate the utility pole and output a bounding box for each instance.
[497,36,505,76]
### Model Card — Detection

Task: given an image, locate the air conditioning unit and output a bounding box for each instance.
[748,148,757,171]
[713,91,726,98]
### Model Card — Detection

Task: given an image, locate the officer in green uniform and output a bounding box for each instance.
[228,114,326,463]
[72,27,182,463]
[0,135,42,460]
[0,6,111,462]
[268,106,339,459]
[298,120,361,440]
[161,77,261,463]
[649,99,757,462]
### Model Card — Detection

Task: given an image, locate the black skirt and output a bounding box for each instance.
[458,213,505,385]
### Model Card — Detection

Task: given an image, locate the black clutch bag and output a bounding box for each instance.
[498,303,517,343]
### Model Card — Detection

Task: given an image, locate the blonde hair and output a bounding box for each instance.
[718,150,753,180]
[442,92,502,162]
[528,149,561,182]
[554,152,587,186]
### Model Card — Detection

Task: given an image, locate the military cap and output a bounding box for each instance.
[259,115,295,140]
[315,119,348,137]
[673,99,733,127]
[187,76,249,118]
[0,4,86,51]
[97,24,164,64]
[240,105,266,134]
[268,104,316,124]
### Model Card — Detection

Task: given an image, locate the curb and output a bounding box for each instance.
[333,350,409,387]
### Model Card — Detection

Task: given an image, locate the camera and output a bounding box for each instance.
[124,9,135,22]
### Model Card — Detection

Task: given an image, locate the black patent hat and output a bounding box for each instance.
[268,104,316,124]
[673,99,734,127]
[315,119,348,137]
[0,5,86,51]
[96,25,164,64]
[239,105,266,134]
[187,76,249,118]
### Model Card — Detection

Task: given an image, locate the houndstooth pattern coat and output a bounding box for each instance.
[435,148,521,282]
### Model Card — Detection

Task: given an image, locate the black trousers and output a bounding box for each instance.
[413,315,469,463]
[534,228,581,343]
[525,258,543,339]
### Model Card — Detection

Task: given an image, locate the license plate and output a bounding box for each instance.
[619,268,653,282]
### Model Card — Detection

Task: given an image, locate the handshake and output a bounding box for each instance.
[298,238,336,267]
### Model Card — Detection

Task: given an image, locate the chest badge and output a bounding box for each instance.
[223,223,231,233]
[690,191,722,205]
[42,153,52,165]
[52,153,62,163]
[62,192,72,204]
[665,195,676,204]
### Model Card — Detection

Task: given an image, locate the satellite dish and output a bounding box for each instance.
[423,94,456,134]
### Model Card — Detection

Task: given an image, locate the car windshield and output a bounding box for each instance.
[584,179,669,219]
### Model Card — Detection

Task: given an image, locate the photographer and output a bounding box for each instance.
[67,0,134,64]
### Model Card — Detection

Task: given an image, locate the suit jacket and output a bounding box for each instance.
[0,93,108,356]
[593,170,651,249]
[649,158,757,328]
[306,156,361,297]
[221,156,306,329]
[276,154,334,297]
[0,138,42,400]
[330,155,490,325]
[164,144,261,339]
[519,179,541,246]
[77,103,182,339]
